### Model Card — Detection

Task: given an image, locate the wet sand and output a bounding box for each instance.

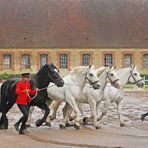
[0,92,148,148]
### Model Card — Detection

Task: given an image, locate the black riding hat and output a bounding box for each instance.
[21,72,30,78]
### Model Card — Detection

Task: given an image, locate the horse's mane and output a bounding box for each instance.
[117,67,131,74]
[34,65,47,76]
[70,66,89,75]
[98,67,112,79]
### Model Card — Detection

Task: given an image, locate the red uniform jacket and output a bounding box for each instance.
[15,81,36,105]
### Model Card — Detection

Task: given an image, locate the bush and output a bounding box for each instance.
[141,74,148,85]
[0,72,36,80]
[0,72,20,80]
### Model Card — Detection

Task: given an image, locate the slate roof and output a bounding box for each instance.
[0,0,148,48]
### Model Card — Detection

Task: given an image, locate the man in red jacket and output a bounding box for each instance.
[14,72,39,134]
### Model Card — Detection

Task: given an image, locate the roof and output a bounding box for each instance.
[0,0,148,48]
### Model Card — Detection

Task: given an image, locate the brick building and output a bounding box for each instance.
[0,0,148,75]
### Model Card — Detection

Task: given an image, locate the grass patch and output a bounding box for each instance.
[124,84,148,91]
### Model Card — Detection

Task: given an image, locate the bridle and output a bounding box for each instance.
[106,72,119,86]
[86,76,99,85]
[128,71,143,85]
[85,71,99,86]
[47,69,63,84]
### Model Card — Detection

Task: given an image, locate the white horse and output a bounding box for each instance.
[43,65,101,129]
[60,66,121,128]
[85,65,144,127]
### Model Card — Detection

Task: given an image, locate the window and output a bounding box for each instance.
[144,54,148,68]
[22,54,30,69]
[82,54,91,66]
[3,54,11,69]
[124,54,132,67]
[60,54,68,69]
[104,54,112,66]
[40,54,48,67]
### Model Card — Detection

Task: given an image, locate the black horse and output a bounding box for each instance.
[0,63,64,129]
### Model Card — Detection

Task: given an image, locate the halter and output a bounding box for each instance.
[106,72,119,86]
[128,71,143,85]
[86,77,99,85]
[47,70,63,84]
[85,71,99,86]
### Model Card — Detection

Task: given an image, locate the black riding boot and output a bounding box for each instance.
[14,122,19,132]
[141,112,148,121]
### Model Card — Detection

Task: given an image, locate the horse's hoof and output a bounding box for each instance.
[74,124,80,130]
[66,123,73,127]
[59,124,65,129]
[120,123,126,127]
[36,119,43,127]
[69,116,75,121]
[69,118,74,122]
[141,114,145,121]
[49,115,55,121]
[44,122,51,127]
[83,117,88,125]
[95,125,102,129]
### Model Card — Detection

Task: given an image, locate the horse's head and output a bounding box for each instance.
[85,65,101,89]
[128,65,144,87]
[46,63,64,87]
[105,66,121,89]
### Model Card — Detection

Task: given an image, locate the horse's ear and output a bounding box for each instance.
[109,64,113,69]
[45,64,48,67]
[130,64,135,69]
[89,64,95,69]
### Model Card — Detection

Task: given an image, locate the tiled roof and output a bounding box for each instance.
[0,0,148,48]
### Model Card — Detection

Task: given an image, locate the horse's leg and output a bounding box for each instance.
[65,97,81,129]
[35,103,50,127]
[82,101,101,125]
[68,103,84,123]
[77,103,85,122]
[87,100,101,129]
[0,100,15,129]
[67,109,76,122]
[97,99,110,121]
[26,106,35,127]
[62,103,70,121]
[116,100,125,127]
[60,103,73,129]
[45,100,61,127]
[141,112,148,121]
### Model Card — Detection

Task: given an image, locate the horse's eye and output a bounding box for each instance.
[134,73,137,76]
[109,73,114,76]
[89,73,93,77]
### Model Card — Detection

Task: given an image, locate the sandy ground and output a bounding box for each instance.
[0,91,148,148]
